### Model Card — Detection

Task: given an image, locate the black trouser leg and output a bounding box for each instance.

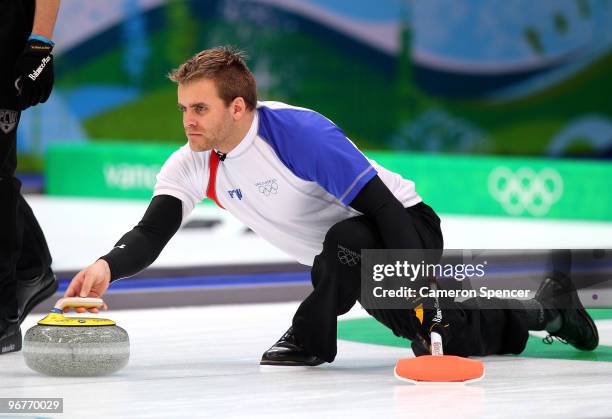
[292,214,377,362]
[0,101,21,325]
[292,204,530,362]
[16,195,52,280]
[1,0,36,329]
[0,176,20,323]
[438,297,530,356]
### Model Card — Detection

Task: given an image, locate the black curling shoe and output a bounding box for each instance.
[0,318,22,355]
[535,273,599,351]
[17,267,58,325]
[261,327,324,366]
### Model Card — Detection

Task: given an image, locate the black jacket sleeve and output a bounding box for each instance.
[99,195,183,282]
[349,175,423,249]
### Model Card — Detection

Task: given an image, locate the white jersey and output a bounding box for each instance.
[154,101,421,266]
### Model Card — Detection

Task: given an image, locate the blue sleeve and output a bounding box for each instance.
[258,106,376,205]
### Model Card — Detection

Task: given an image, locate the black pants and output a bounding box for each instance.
[0,0,51,321]
[292,202,529,362]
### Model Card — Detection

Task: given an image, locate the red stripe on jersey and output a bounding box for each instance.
[206,151,225,209]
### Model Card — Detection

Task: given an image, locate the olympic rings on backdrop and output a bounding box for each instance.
[488,166,563,216]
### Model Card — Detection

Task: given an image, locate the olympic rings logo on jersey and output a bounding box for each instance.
[255,179,279,196]
[488,166,563,216]
[337,244,360,267]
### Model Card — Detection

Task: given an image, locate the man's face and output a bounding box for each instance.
[177,78,234,152]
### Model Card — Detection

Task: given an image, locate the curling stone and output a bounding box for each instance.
[23,297,129,376]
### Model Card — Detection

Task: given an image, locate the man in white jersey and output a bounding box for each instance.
[64,47,598,365]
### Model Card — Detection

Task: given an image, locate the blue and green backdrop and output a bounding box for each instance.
[22,0,612,219]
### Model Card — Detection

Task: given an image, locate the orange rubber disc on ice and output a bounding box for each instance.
[394,355,484,383]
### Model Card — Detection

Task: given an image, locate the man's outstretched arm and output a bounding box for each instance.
[64,195,183,311]
[100,195,182,281]
[349,175,424,249]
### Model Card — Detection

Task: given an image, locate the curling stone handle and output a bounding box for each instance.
[54,297,105,310]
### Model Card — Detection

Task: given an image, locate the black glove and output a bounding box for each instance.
[409,294,453,356]
[13,39,55,111]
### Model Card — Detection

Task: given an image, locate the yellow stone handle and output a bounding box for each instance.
[54,297,105,310]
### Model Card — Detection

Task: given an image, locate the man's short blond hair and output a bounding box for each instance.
[169,46,257,111]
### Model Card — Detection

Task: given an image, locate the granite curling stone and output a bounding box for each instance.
[23,297,129,376]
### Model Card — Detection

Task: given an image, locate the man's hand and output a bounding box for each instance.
[64,259,112,313]
[13,39,54,111]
